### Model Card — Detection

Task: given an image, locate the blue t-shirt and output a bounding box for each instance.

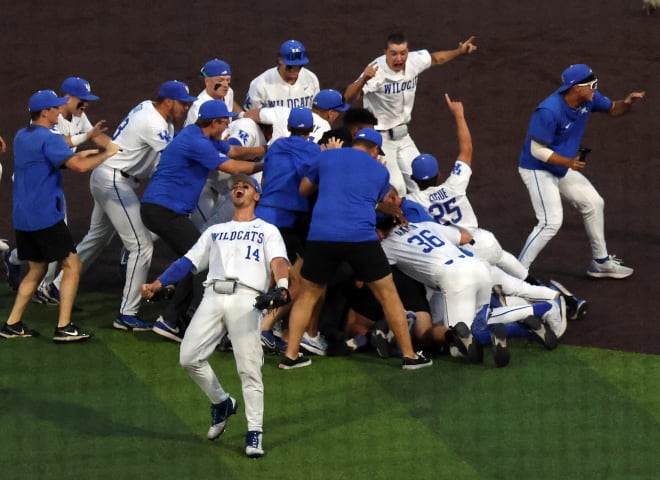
[255,135,320,227]
[142,125,230,215]
[12,125,74,231]
[304,148,390,242]
[518,90,611,177]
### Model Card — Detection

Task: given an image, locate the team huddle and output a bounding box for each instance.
[0,33,645,458]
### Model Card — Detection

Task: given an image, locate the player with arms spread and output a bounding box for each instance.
[142,174,289,458]
[517,64,645,278]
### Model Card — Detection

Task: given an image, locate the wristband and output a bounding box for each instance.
[276,278,289,289]
[71,133,88,147]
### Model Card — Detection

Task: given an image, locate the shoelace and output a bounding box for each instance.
[246,432,260,447]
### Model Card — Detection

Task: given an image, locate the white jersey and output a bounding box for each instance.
[185,88,235,127]
[243,66,320,110]
[226,117,267,148]
[406,160,479,234]
[361,49,432,130]
[55,112,93,137]
[185,218,288,293]
[257,106,329,144]
[106,101,173,179]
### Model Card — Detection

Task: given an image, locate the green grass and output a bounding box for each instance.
[1,287,659,480]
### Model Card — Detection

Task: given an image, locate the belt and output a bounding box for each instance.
[377,124,408,140]
[118,170,140,183]
[206,279,259,295]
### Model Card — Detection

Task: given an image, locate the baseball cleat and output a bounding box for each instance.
[489,323,510,368]
[53,322,93,343]
[542,296,568,339]
[300,332,328,356]
[521,316,558,350]
[401,351,433,370]
[245,431,264,458]
[113,314,155,332]
[278,353,311,370]
[586,255,633,279]
[0,321,40,339]
[152,316,183,342]
[208,396,238,441]
[261,330,286,354]
[446,322,484,364]
[549,279,588,321]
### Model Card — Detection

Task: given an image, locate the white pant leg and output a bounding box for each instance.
[558,169,607,260]
[518,168,563,268]
[488,304,535,324]
[380,133,420,196]
[90,167,153,315]
[224,290,264,432]
[436,259,492,328]
[180,288,229,404]
[496,249,528,280]
[490,265,557,302]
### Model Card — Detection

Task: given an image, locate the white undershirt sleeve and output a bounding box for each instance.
[530,139,554,162]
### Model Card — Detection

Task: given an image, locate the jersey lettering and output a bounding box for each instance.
[112,117,129,141]
[158,130,172,142]
[428,198,463,224]
[406,228,445,253]
[244,245,261,262]
[211,230,265,243]
[237,130,250,145]
[382,76,419,94]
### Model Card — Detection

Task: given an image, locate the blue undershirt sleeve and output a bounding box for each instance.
[157,256,194,286]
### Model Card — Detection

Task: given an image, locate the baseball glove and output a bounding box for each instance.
[254,287,291,311]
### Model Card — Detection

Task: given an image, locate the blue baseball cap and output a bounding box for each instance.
[411,154,439,180]
[229,173,262,195]
[158,80,197,102]
[279,40,309,66]
[28,89,69,112]
[313,89,350,112]
[61,77,100,101]
[198,100,238,120]
[558,64,594,93]
[201,59,231,77]
[355,127,385,155]
[288,107,314,129]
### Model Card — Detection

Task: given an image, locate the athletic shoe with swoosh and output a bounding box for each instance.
[0,321,40,338]
[53,322,93,343]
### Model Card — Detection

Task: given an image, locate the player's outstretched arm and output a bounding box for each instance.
[344,62,378,104]
[64,142,121,173]
[445,93,473,166]
[431,36,477,67]
[609,91,645,116]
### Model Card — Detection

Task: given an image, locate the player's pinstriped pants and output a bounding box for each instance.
[180,285,264,432]
[518,167,607,269]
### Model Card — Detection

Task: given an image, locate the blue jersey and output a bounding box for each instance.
[141,125,230,215]
[304,148,390,242]
[12,125,74,231]
[255,135,320,228]
[518,90,611,177]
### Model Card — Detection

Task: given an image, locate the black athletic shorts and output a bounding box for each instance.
[301,240,391,285]
[16,220,76,263]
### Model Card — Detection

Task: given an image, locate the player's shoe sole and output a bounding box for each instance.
[279,354,311,370]
[489,323,510,368]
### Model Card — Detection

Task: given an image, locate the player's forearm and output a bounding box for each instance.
[227,145,267,160]
[454,116,473,164]
[219,159,263,174]
[344,78,366,104]
[271,258,290,285]
[431,48,463,66]
[65,148,115,173]
[91,133,112,148]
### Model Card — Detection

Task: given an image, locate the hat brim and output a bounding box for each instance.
[78,93,100,101]
[281,58,309,66]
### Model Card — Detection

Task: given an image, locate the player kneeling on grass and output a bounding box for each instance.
[141,174,289,458]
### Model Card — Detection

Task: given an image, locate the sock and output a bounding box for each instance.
[595,256,609,264]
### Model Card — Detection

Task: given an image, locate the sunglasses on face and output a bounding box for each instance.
[577,79,598,90]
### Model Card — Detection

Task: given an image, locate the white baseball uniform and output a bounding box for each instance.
[406,160,529,280]
[256,106,330,144]
[197,118,268,230]
[381,221,491,328]
[55,100,172,316]
[243,66,319,110]
[359,50,432,194]
[179,217,288,432]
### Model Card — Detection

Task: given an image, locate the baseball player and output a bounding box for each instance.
[32,77,113,305]
[281,128,432,370]
[1,89,120,342]
[406,94,529,281]
[344,32,477,195]
[51,80,197,331]
[185,59,245,230]
[243,39,320,110]
[140,100,266,341]
[517,64,645,277]
[141,174,289,458]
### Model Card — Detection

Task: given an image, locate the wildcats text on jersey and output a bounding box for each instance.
[383,76,419,94]
[266,96,314,108]
[211,229,264,243]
